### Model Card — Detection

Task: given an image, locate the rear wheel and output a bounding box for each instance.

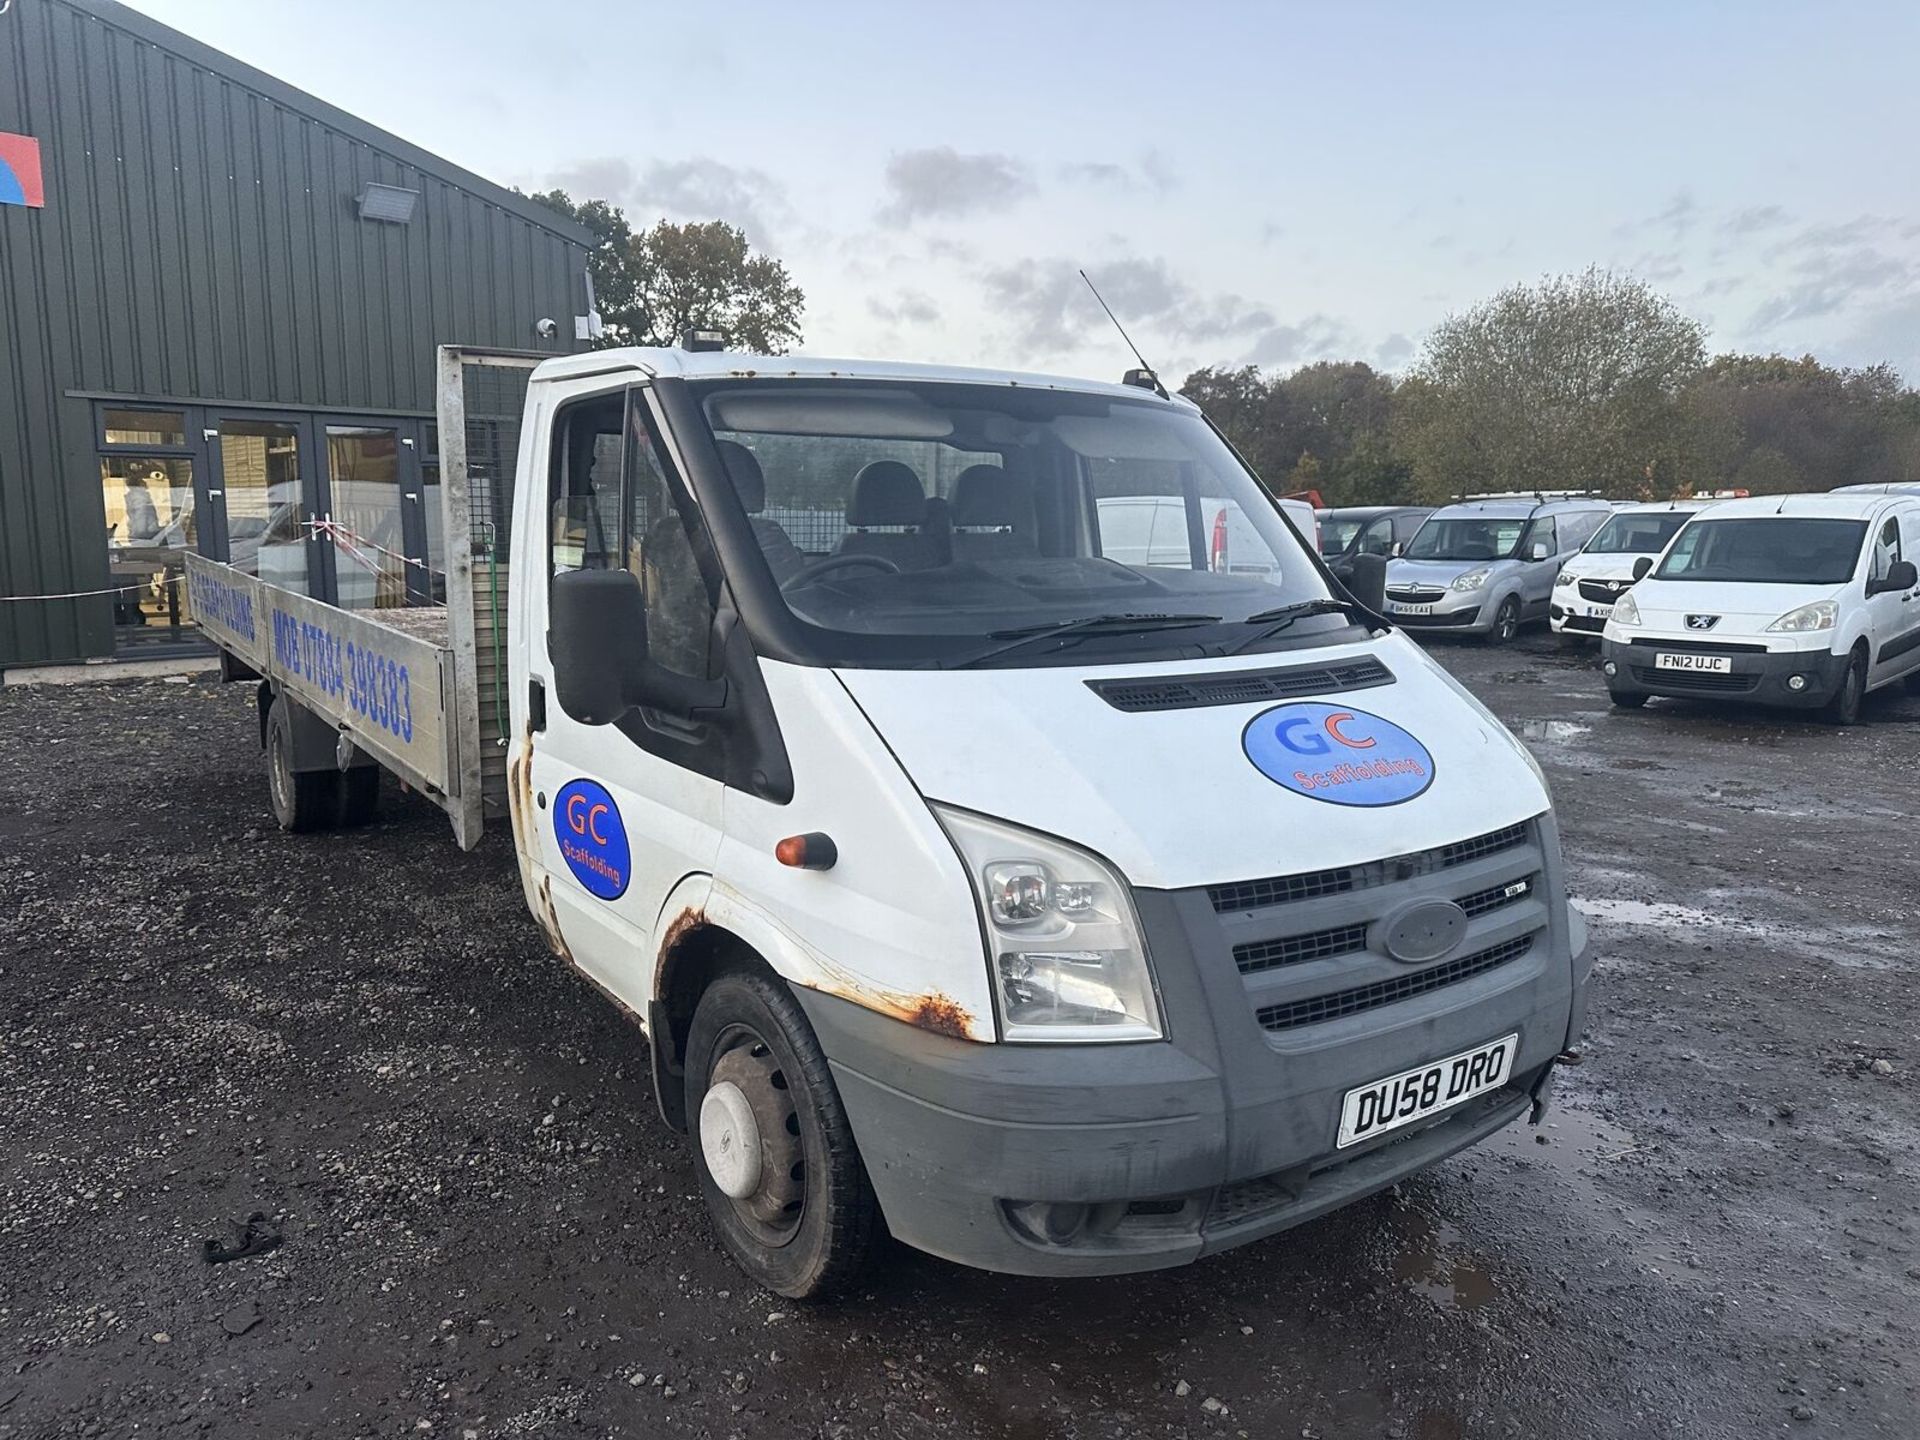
[1487,596,1522,646]
[265,701,339,832]
[1822,648,1868,726]
[684,969,879,1299]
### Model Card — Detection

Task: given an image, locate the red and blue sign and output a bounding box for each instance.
[1243,701,1435,806]
[554,778,630,900]
[0,132,46,209]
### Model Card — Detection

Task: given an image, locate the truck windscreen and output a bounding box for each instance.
[690,380,1343,667]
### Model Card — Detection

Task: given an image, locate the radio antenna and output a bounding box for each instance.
[1080,269,1168,398]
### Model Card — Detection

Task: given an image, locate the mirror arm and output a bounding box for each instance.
[634,664,729,719]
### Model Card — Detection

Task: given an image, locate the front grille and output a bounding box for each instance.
[1385,586,1444,603]
[1457,874,1536,918]
[1439,822,1529,868]
[1630,665,1759,693]
[1087,656,1393,713]
[1255,937,1534,1032]
[1561,614,1605,633]
[1578,579,1628,604]
[1395,608,1480,627]
[1210,821,1530,913]
[1234,922,1369,975]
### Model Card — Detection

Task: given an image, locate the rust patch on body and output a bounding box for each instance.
[816,976,977,1040]
[654,906,709,991]
[903,994,973,1039]
[534,874,574,965]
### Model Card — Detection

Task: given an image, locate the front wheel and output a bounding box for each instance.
[1486,596,1522,646]
[1608,689,1648,709]
[684,969,880,1299]
[1822,649,1867,726]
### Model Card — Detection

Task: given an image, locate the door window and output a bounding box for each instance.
[1357,516,1395,555]
[1526,516,1559,556]
[1869,518,1901,584]
[101,454,197,643]
[219,420,311,593]
[325,425,409,610]
[547,389,716,679]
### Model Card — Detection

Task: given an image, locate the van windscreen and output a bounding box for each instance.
[690,380,1344,668]
[1654,518,1866,584]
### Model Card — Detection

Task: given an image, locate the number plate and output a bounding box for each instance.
[1584,603,1613,619]
[1391,602,1435,616]
[1654,652,1731,673]
[1337,1034,1517,1149]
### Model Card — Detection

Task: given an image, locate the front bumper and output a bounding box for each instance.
[1385,595,1493,634]
[1550,600,1610,636]
[1601,635,1846,708]
[797,816,1590,1277]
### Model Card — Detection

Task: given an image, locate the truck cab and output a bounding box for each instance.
[504,349,1591,1295]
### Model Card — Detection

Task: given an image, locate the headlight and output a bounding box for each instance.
[1767,600,1837,633]
[1611,592,1641,626]
[1450,568,1491,592]
[933,805,1160,1042]
[1553,570,1575,589]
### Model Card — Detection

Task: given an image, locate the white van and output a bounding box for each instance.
[1097,493,1317,577]
[1601,493,1920,723]
[188,347,1590,1298]
[1549,501,1710,641]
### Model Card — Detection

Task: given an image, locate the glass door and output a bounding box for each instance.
[211,416,320,595]
[316,419,430,610]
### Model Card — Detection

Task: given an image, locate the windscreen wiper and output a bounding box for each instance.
[944,612,1222,670]
[1221,598,1373,655]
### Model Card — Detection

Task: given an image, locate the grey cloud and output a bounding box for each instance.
[1614,188,1698,242]
[867,290,942,327]
[1058,150,1179,194]
[1374,333,1415,370]
[981,256,1274,355]
[1748,218,1914,331]
[1722,204,1788,236]
[1629,251,1685,283]
[542,156,789,248]
[1245,315,1358,368]
[879,148,1035,226]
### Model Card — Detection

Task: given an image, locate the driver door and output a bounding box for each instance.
[524,383,727,1010]
[1865,514,1918,686]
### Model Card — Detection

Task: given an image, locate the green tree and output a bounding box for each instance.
[529,192,804,353]
[1393,268,1709,501]
[1680,353,1920,493]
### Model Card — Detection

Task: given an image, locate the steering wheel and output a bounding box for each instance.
[781,553,903,589]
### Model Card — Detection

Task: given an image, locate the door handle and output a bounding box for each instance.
[208,489,224,497]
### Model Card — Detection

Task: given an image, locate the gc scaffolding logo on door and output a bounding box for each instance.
[554,778,631,899]
[1242,701,1435,806]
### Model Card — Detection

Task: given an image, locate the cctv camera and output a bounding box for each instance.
[534,317,559,340]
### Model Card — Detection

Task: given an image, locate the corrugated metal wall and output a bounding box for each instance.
[0,0,586,666]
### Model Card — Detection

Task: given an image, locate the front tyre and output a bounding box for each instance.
[1487,595,1521,646]
[1608,689,1648,709]
[1822,648,1867,726]
[684,969,880,1299]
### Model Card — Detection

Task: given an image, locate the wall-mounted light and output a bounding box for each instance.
[357,183,419,224]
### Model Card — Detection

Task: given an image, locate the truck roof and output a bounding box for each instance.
[530,347,1187,406]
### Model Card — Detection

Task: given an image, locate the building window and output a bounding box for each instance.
[102,408,189,449]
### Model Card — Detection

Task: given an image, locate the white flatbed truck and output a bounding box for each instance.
[190,343,1591,1298]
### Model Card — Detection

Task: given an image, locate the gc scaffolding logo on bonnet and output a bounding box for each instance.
[1242,702,1436,807]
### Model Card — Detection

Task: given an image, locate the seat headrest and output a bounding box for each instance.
[848,460,926,527]
[951,465,1030,528]
[714,440,766,514]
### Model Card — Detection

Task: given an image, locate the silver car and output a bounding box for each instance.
[1385,498,1614,643]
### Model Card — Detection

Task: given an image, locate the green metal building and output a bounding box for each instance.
[0,0,589,670]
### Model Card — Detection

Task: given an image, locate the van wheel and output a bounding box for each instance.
[1487,596,1521,645]
[335,766,381,828]
[265,702,339,832]
[1822,648,1868,726]
[684,969,879,1299]
[1609,689,1648,709]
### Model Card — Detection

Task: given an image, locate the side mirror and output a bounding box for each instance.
[1347,553,1388,614]
[1868,558,1918,595]
[1527,540,1552,562]
[1390,540,1405,558]
[550,569,650,725]
[1632,556,1654,581]
[548,569,729,726]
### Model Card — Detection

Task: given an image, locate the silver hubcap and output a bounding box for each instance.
[699,1080,763,1199]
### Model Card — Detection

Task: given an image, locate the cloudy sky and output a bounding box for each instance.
[132,0,1920,384]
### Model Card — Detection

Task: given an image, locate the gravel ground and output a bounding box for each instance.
[1,635,1915,1439]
